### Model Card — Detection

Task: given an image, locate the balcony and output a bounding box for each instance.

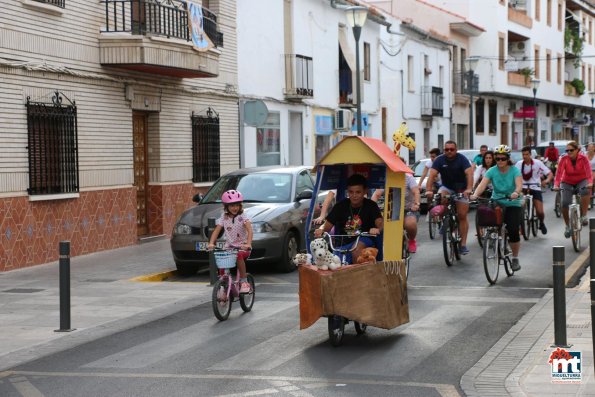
[507,6,532,28]
[421,86,444,117]
[99,0,222,78]
[507,71,531,87]
[283,54,313,100]
[564,81,580,97]
[452,70,477,105]
[33,0,64,7]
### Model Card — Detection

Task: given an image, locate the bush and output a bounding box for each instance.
[570,78,585,95]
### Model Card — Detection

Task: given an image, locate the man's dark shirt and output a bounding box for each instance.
[431,153,471,191]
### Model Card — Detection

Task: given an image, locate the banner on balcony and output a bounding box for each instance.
[187,1,213,52]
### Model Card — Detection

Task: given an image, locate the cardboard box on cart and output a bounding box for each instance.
[299,260,409,330]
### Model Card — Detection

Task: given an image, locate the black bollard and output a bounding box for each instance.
[552,246,569,347]
[55,241,75,332]
[208,217,217,286]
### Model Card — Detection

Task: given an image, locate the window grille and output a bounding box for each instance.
[26,92,79,195]
[33,0,65,8]
[192,109,220,183]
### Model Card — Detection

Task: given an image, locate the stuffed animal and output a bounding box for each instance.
[292,253,312,266]
[356,247,379,264]
[392,122,416,154]
[310,238,341,270]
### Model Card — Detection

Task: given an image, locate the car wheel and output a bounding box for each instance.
[278,231,298,273]
[175,261,197,276]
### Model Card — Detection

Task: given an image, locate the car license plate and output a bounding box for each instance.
[196,241,224,251]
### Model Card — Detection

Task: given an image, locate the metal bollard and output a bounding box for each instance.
[552,246,569,347]
[208,217,217,286]
[55,241,75,332]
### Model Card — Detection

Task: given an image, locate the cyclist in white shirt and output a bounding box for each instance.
[515,145,553,234]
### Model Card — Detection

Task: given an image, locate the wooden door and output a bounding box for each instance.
[501,121,509,146]
[133,113,148,236]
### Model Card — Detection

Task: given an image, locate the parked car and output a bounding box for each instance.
[170,166,327,275]
[458,149,481,165]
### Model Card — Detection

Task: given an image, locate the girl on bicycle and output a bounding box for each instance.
[471,145,523,271]
[473,150,495,194]
[208,190,253,293]
[553,141,593,236]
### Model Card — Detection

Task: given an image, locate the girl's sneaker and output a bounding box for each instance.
[239,282,252,294]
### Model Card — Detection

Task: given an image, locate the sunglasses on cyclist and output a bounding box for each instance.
[495,157,508,162]
[566,148,576,153]
[444,148,456,152]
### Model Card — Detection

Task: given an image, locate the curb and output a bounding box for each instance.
[129,269,177,282]
[565,247,590,287]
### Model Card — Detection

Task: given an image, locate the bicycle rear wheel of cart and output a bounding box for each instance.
[482,232,499,285]
[212,279,232,321]
[239,274,255,312]
[328,315,345,346]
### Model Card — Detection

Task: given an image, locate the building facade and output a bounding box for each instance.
[0,0,238,271]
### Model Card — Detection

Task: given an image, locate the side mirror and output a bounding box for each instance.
[192,193,203,203]
[295,189,313,201]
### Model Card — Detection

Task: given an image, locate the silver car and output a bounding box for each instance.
[170,166,326,275]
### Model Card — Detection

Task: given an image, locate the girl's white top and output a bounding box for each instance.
[217,213,250,248]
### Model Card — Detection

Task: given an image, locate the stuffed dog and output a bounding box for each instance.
[292,253,312,266]
[356,247,378,264]
[309,238,341,270]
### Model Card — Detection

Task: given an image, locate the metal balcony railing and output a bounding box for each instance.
[33,0,65,8]
[421,86,444,117]
[284,54,314,98]
[453,70,478,95]
[102,0,223,47]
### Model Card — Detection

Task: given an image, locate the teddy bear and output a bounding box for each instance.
[356,247,378,265]
[292,252,312,266]
[309,238,341,270]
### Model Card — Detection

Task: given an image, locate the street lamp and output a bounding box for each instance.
[464,56,480,148]
[531,78,540,147]
[345,6,368,136]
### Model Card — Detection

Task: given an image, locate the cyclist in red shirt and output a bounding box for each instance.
[544,142,560,162]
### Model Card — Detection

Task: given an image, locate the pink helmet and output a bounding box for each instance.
[221,190,243,204]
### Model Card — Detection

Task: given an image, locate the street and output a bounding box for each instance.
[0,192,588,397]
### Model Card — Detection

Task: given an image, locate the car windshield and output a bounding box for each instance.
[411,160,428,177]
[201,173,293,204]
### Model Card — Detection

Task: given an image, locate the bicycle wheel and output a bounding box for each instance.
[428,215,438,240]
[402,235,410,279]
[482,230,499,285]
[328,315,345,346]
[500,228,514,276]
[239,274,255,312]
[570,208,581,252]
[554,191,561,218]
[531,205,539,237]
[520,203,530,241]
[452,217,461,260]
[442,218,455,266]
[476,213,485,248]
[354,321,367,335]
[212,279,232,321]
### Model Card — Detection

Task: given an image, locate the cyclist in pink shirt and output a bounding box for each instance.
[553,141,593,236]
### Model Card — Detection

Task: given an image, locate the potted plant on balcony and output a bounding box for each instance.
[564,27,584,67]
[518,67,534,84]
[570,78,585,95]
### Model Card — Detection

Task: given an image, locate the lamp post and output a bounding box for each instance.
[345,6,368,136]
[531,78,540,147]
[590,92,595,142]
[464,56,480,148]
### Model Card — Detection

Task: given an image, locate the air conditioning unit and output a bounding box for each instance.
[516,42,526,51]
[334,109,353,131]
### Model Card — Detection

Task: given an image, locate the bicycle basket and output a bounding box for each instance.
[477,204,502,226]
[214,250,237,269]
[429,204,446,217]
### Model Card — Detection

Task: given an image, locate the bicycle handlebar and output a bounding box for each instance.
[320,231,374,253]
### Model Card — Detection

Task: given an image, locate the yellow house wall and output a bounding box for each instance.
[383,171,405,260]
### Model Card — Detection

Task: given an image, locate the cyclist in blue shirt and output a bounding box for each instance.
[426,140,474,254]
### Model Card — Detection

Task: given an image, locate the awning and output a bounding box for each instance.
[338,26,356,72]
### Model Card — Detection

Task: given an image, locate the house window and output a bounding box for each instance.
[557,53,561,84]
[488,100,498,136]
[364,42,370,81]
[546,51,551,81]
[257,112,281,166]
[26,92,79,195]
[535,0,540,21]
[475,98,485,134]
[33,0,65,8]
[557,2,562,31]
[407,55,414,91]
[191,109,220,182]
[498,36,505,70]
[546,0,552,26]
[534,47,540,78]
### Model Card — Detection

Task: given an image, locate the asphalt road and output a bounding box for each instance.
[0,191,588,397]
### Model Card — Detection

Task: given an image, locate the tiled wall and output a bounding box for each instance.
[147,184,204,236]
[0,188,137,272]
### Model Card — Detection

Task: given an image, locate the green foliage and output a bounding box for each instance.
[564,27,584,67]
[519,67,534,84]
[570,78,585,95]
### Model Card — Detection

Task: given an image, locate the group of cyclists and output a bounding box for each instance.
[414,139,594,272]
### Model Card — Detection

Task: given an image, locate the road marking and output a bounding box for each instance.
[10,376,45,397]
[214,388,279,397]
[3,370,461,396]
[409,296,540,303]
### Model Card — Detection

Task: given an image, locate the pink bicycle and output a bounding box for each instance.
[211,248,255,321]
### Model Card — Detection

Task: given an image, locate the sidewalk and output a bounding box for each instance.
[462,271,595,396]
[0,239,213,372]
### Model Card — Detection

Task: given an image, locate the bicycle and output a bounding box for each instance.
[473,188,492,249]
[210,248,255,321]
[427,202,443,240]
[321,231,375,346]
[556,186,589,252]
[476,197,515,285]
[431,193,464,267]
[520,184,540,239]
